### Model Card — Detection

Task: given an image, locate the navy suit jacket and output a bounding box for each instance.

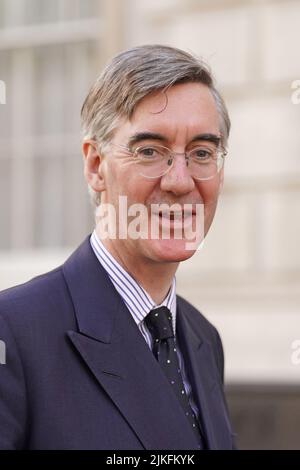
[0,236,235,449]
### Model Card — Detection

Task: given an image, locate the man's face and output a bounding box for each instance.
[93,82,224,264]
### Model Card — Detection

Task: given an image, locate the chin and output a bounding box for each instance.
[146,238,199,263]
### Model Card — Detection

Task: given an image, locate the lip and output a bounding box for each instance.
[150,212,195,228]
[156,211,195,219]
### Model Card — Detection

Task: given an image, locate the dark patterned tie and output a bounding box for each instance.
[145,306,204,449]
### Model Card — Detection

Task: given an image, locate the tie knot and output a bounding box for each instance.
[145,306,174,341]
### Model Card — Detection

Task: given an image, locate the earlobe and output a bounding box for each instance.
[82,140,106,193]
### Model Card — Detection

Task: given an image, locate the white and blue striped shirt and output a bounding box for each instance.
[90,230,199,417]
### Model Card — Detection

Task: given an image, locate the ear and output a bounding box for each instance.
[82,140,106,193]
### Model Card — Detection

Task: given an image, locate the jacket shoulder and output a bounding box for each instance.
[0,266,70,326]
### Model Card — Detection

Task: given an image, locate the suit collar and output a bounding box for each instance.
[62,236,201,449]
[176,301,234,449]
[62,236,233,449]
[62,235,120,343]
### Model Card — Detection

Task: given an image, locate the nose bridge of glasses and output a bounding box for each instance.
[167,150,189,164]
[165,150,192,178]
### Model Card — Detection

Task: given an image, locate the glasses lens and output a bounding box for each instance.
[135,145,170,178]
[135,145,225,179]
[189,147,223,180]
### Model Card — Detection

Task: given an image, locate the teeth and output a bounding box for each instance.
[158,212,193,220]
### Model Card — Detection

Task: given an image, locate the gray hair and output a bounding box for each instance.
[81,44,230,207]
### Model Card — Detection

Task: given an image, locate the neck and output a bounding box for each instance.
[96,230,178,305]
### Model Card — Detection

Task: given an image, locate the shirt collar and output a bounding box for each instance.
[90,230,177,332]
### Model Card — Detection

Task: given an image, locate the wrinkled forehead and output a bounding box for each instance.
[114,83,220,144]
[134,82,216,114]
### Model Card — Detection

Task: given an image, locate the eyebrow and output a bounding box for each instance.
[127,131,221,147]
[190,133,221,147]
[128,132,166,147]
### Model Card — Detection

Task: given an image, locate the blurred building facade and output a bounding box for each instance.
[0,0,299,448]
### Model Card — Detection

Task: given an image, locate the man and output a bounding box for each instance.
[0,45,235,449]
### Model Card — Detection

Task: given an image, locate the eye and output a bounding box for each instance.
[191,147,214,161]
[137,146,165,160]
[141,147,156,157]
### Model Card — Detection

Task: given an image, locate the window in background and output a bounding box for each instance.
[0,0,102,250]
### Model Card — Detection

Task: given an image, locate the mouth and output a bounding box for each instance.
[157,210,196,220]
[148,203,200,228]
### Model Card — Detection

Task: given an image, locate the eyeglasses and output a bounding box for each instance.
[111,143,227,180]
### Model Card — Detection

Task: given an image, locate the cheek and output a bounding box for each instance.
[196,180,220,206]
[105,161,127,199]
[107,165,153,204]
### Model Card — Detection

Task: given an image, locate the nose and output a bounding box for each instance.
[160,153,195,195]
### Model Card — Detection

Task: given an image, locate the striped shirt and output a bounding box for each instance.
[90,230,199,417]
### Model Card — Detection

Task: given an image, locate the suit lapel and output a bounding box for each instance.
[176,301,233,449]
[62,237,200,450]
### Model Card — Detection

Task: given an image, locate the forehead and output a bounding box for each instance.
[115,82,220,141]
